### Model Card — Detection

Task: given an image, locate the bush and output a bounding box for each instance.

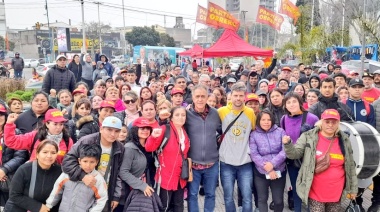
[0,78,25,100]
[6,90,35,102]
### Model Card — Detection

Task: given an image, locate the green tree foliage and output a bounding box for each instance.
[125,26,160,46]
[0,36,15,51]
[159,33,175,47]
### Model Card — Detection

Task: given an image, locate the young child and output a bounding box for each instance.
[46,144,108,211]
[117,124,128,144]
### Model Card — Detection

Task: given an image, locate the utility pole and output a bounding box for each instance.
[341,0,345,46]
[122,0,126,55]
[45,0,52,62]
[311,0,315,28]
[361,0,367,72]
[241,10,248,42]
[81,0,86,52]
[95,2,102,53]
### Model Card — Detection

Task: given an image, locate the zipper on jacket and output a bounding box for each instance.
[265,133,274,159]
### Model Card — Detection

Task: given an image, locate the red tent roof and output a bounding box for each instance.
[203,30,273,57]
[178,44,204,58]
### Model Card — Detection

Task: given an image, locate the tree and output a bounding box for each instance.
[159,33,175,47]
[125,26,160,46]
[0,36,15,51]
[83,21,112,53]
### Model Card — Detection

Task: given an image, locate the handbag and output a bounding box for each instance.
[180,151,192,182]
[345,200,361,212]
[217,111,244,145]
[0,174,13,192]
[315,139,334,174]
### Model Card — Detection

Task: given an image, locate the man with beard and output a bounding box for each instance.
[362,72,380,103]
[11,52,24,79]
[373,70,380,89]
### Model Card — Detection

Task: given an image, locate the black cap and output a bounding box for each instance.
[362,72,374,79]
[349,78,364,87]
[304,65,312,70]
[241,70,250,77]
[210,75,221,81]
[334,65,342,69]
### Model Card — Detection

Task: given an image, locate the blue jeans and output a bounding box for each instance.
[288,163,302,212]
[220,162,253,212]
[188,162,219,212]
[14,69,22,79]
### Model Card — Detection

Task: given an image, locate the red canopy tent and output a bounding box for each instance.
[178,44,204,58]
[202,30,273,57]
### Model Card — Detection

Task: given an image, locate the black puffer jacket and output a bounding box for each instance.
[76,115,99,140]
[0,139,28,176]
[15,107,53,134]
[266,104,285,127]
[42,65,76,93]
[309,94,354,122]
[124,189,162,212]
[67,61,82,82]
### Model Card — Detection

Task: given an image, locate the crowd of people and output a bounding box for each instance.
[1,51,380,212]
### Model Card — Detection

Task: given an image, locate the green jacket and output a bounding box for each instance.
[284,127,358,205]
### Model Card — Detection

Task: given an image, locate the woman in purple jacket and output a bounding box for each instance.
[280,92,319,212]
[249,109,287,212]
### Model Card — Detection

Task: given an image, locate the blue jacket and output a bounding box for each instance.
[249,125,286,175]
[345,98,375,127]
[99,54,113,77]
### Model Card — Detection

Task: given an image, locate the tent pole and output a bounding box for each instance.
[260,23,263,48]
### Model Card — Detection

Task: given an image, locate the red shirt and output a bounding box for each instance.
[309,133,345,202]
[362,87,380,103]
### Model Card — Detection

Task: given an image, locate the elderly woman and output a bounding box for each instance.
[283,109,357,212]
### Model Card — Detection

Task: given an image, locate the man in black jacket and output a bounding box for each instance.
[11,52,24,79]
[62,116,124,212]
[254,52,277,79]
[42,55,76,93]
[309,77,354,121]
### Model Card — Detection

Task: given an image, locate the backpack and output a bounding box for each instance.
[341,99,370,117]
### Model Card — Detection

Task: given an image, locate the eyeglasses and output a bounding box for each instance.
[124,99,136,104]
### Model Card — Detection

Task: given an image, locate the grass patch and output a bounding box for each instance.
[0,78,26,100]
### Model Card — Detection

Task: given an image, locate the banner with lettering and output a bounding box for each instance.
[279,0,301,24]
[196,5,208,25]
[206,2,240,31]
[256,6,284,31]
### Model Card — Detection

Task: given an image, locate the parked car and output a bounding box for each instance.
[36,63,56,76]
[24,59,40,68]
[342,60,370,73]
[279,59,299,70]
[38,58,46,64]
[229,58,244,71]
[111,55,126,64]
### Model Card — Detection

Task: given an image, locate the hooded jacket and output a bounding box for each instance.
[61,133,124,211]
[308,74,321,89]
[284,127,358,205]
[92,61,108,82]
[249,125,286,175]
[76,115,100,141]
[309,94,354,122]
[67,61,82,82]
[265,103,285,127]
[344,98,375,126]
[99,54,114,77]
[42,65,76,93]
[145,122,190,190]
[80,53,94,81]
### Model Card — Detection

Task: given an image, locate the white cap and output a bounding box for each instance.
[56,55,67,61]
[374,70,380,75]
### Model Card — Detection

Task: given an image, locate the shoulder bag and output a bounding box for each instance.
[315,139,334,174]
[217,111,244,146]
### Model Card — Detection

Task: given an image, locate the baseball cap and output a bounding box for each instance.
[349,70,359,76]
[159,73,166,78]
[245,93,259,103]
[373,70,380,75]
[133,117,154,128]
[318,68,328,74]
[210,75,221,81]
[227,78,237,83]
[0,104,7,113]
[56,55,67,61]
[321,109,340,121]
[241,70,250,77]
[256,90,267,96]
[282,67,292,72]
[171,87,184,96]
[72,88,85,96]
[304,65,312,70]
[225,65,231,69]
[100,100,116,109]
[319,73,329,80]
[362,72,374,79]
[120,69,128,74]
[349,78,364,87]
[102,116,122,129]
[44,109,67,123]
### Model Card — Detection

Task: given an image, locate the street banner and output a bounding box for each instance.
[206,2,240,31]
[256,6,284,31]
[57,28,71,52]
[196,5,208,25]
[279,0,301,24]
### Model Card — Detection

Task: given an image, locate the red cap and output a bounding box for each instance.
[245,93,259,103]
[171,87,184,96]
[100,100,116,109]
[120,69,128,74]
[72,88,85,96]
[133,117,154,128]
[282,67,292,72]
[321,109,340,121]
[44,109,67,123]
[0,104,7,113]
[319,73,329,80]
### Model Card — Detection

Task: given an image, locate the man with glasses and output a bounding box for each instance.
[11,52,24,79]
[42,55,76,93]
[199,74,211,89]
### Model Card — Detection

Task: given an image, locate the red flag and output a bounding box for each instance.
[279,0,301,25]
[256,6,284,31]
[206,2,240,31]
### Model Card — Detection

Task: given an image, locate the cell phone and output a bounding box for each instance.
[265,171,281,179]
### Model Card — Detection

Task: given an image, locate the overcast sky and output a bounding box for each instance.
[5,0,210,29]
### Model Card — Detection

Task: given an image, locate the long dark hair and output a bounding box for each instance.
[35,122,70,147]
[126,126,152,147]
[256,109,276,130]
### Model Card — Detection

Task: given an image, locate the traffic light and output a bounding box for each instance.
[35,22,40,30]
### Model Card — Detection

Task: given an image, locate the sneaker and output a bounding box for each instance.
[198,187,205,196]
[368,204,380,212]
[288,190,294,210]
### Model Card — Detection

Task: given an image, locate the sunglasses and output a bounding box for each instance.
[124,99,136,104]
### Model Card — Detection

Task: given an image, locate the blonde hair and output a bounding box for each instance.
[105,86,120,97]
[156,99,171,112]
[314,120,341,137]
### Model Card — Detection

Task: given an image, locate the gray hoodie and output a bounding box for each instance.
[80,54,94,80]
[92,61,108,82]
